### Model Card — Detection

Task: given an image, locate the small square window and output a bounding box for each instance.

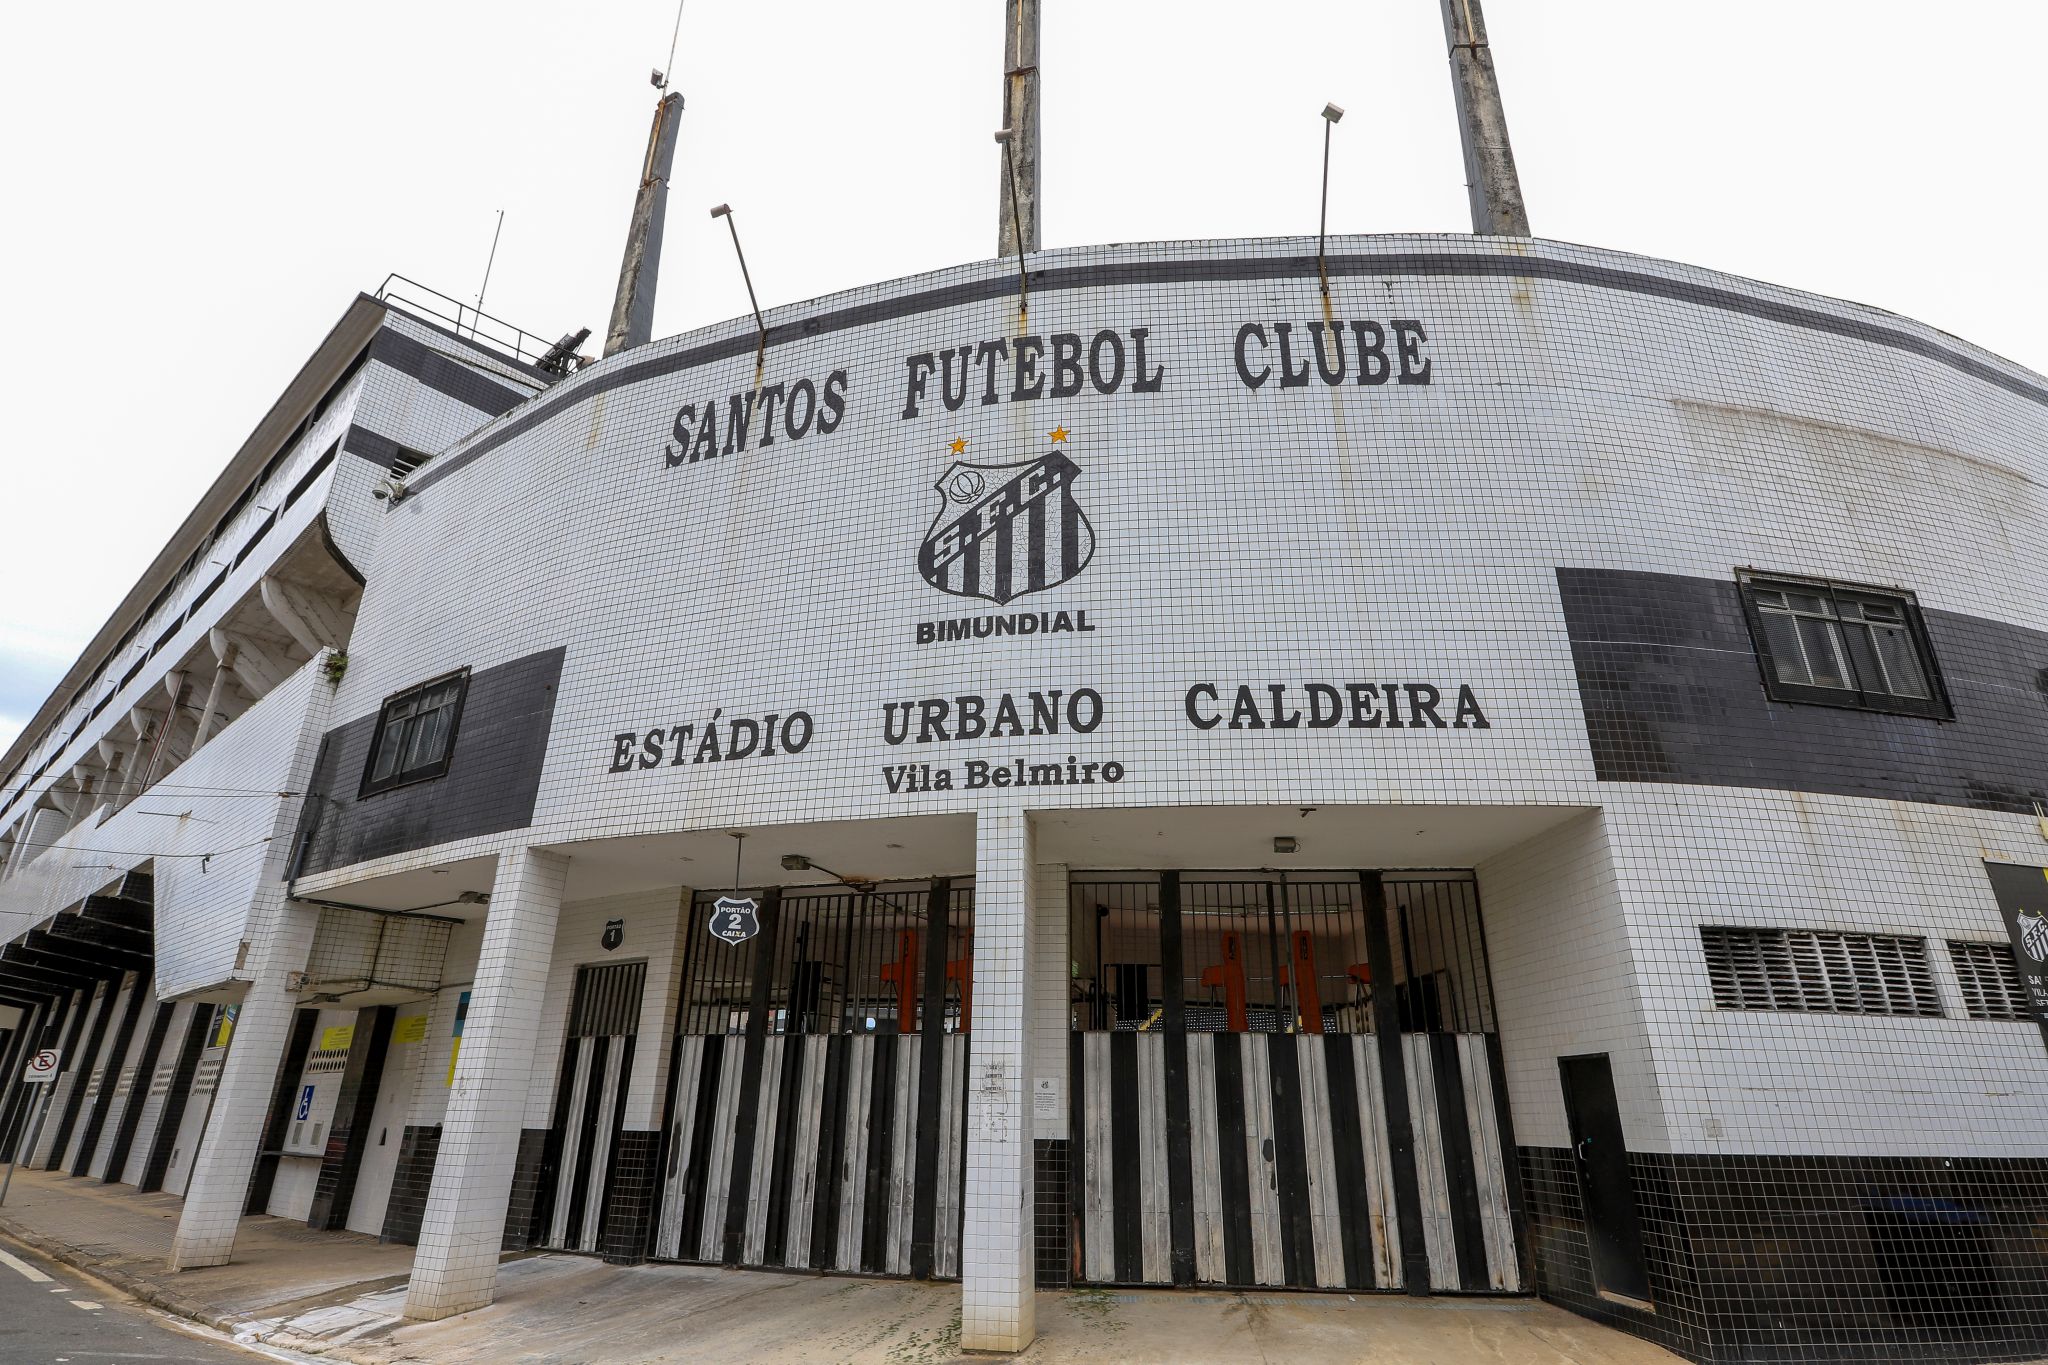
[359,670,469,797]
[1736,572,1951,719]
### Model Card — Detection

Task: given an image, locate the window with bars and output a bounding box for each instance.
[1948,940,2030,1021]
[1700,926,1942,1017]
[1736,572,1950,718]
[359,670,468,796]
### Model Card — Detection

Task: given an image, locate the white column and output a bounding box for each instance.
[404,847,567,1321]
[169,895,321,1269]
[1033,863,1069,1145]
[961,811,1036,1352]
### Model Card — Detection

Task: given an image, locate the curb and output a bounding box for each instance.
[0,1215,237,1335]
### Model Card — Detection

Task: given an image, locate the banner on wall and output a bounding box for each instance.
[1983,862,2048,1045]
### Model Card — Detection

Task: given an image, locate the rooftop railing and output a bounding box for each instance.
[373,274,568,371]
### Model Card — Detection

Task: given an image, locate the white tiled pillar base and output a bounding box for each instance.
[961,811,1036,1352]
[169,896,322,1270]
[404,847,568,1322]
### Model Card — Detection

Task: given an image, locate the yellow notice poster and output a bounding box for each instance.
[319,1024,355,1052]
[392,1015,429,1045]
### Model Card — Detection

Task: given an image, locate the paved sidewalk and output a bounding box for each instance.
[0,1166,1685,1363]
[0,1166,415,1329]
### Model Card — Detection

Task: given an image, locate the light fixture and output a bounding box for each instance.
[1273,836,1299,854]
[781,854,812,871]
[710,204,768,376]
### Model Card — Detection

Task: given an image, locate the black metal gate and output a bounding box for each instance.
[1067,870,1524,1293]
[651,880,975,1278]
[537,960,646,1253]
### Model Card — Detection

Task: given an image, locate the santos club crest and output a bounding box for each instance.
[918,448,1095,605]
[2020,911,2048,964]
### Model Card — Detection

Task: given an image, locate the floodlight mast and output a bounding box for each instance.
[998,0,1039,256]
[604,90,686,357]
[1441,0,1530,236]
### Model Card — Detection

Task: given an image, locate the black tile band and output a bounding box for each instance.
[405,246,2048,500]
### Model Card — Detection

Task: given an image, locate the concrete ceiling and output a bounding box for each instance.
[300,804,1592,913]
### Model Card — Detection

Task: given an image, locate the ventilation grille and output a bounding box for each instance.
[1701,926,1941,1017]
[1949,940,2030,1021]
[389,447,432,478]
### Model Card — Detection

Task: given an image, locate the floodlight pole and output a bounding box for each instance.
[998,0,1039,256]
[605,91,686,357]
[1441,0,1530,236]
[996,131,1030,322]
[711,205,768,380]
[1318,104,1344,295]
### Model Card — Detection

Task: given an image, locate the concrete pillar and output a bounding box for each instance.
[403,847,568,1321]
[998,0,1040,255]
[1032,863,1068,1143]
[168,895,322,1269]
[960,811,1036,1352]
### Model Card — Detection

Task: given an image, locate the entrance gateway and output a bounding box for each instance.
[1066,871,1522,1292]
[635,869,1523,1291]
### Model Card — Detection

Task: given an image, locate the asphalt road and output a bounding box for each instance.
[0,1238,273,1365]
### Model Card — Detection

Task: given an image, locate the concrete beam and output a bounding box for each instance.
[211,628,290,697]
[81,896,152,936]
[25,928,149,974]
[0,956,105,994]
[43,914,152,959]
[260,577,350,655]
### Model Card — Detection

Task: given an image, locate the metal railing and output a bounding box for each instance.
[373,274,566,370]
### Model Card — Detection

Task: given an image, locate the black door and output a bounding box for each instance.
[1558,1054,1651,1305]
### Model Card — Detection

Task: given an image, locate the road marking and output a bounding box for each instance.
[70,1298,103,1310]
[0,1247,52,1282]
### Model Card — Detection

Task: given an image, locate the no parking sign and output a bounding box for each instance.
[22,1049,59,1083]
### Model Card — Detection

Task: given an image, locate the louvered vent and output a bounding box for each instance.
[1948,941,2029,1021]
[389,446,432,478]
[1700,926,1942,1017]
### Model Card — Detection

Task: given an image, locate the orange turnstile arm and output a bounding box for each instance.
[946,955,973,1032]
[1199,932,1250,1032]
[879,929,919,1033]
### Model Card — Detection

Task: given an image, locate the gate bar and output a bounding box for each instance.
[1361,870,1432,1294]
[909,877,952,1279]
[1159,872,1197,1285]
[720,888,782,1266]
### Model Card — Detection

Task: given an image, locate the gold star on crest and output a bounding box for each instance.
[1048,426,1070,443]
[949,437,968,455]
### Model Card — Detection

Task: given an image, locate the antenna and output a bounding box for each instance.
[653,0,685,91]
[473,209,504,336]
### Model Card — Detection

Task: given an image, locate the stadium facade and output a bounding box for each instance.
[2,232,2047,1363]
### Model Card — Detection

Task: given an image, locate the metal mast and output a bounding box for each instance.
[604,91,685,357]
[998,0,1039,255]
[1440,0,1530,237]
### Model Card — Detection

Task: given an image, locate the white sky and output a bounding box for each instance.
[1,1,2042,753]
